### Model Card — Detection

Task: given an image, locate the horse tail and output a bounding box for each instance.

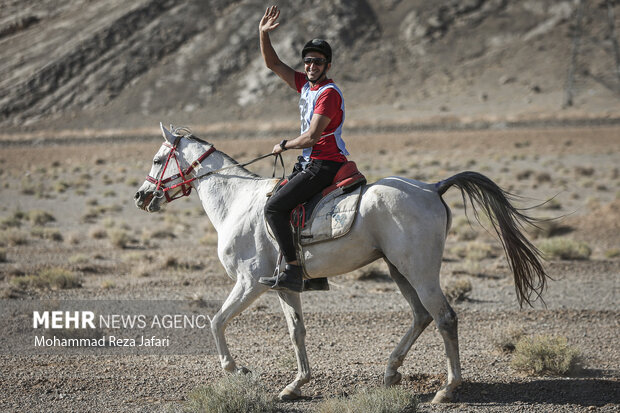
[435,171,548,308]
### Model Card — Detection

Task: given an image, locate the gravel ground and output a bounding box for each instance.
[0,127,618,412]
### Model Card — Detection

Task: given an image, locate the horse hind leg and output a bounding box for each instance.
[276,290,310,401]
[415,281,462,403]
[387,253,462,403]
[384,260,433,387]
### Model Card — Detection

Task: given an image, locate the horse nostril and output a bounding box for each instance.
[134,191,141,200]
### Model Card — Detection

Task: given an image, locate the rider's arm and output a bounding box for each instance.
[259,7,296,90]
[272,114,331,153]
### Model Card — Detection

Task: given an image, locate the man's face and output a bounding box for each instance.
[304,51,330,83]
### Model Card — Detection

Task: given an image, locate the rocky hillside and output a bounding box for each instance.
[1,0,619,133]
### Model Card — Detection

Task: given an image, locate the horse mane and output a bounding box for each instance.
[173,127,261,179]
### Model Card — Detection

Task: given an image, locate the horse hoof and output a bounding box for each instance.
[236,366,251,375]
[384,372,402,386]
[431,389,453,404]
[278,385,301,401]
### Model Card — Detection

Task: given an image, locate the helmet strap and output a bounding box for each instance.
[306,65,328,87]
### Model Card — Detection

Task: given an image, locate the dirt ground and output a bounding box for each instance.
[0,125,619,412]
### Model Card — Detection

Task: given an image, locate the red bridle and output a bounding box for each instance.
[145,136,216,202]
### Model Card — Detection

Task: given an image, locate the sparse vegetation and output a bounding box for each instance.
[0,248,7,262]
[493,324,526,353]
[89,227,108,239]
[442,278,472,303]
[0,229,29,246]
[604,248,620,259]
[10,267,81,290]
[30,226,63,242]
[539,238,591,260]
[452,241,497,261]
[184,374,277,413]
[511,335,582,376]
[101,280,115,289]
[109,229,131,249]
[317,386,417,413]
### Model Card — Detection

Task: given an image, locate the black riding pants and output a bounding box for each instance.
[265,159,343,263]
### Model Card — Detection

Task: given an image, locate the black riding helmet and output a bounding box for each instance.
[301,39,332,63]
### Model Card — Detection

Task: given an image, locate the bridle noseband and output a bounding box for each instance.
[145,134,284,203]
[145,135,216,202]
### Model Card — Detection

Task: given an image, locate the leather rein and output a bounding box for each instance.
[146,135,284,202]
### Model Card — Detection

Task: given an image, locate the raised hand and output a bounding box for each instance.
[259,5,281,33]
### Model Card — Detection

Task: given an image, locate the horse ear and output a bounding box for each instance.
[160,122,175,143]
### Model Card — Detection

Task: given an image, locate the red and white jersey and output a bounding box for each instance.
[295,72,348,162]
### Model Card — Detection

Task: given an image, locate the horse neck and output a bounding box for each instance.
[191,149,268,231]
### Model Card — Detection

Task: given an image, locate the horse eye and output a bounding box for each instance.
[153,158,162,166]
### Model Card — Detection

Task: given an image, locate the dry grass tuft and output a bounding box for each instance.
[442,277,472,303]
[538,237,591,260]
[604,248,620,259]
[11,267,81,290]
[184,374,277,413]
[109,229,131,249]
[0,229,29,246]
[317,386,417,413]
[493,324,526,353]
[28,210,56,226]
[511,335,582,376]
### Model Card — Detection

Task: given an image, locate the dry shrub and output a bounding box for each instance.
[575,166,594,177]
[604,248,620,259]
[449,216,478,241]
[30,227,63,242]
[511,335,582,376]
[184,374,277,413]
[101,280,116,289]
[68,254,90,264]
[132,262,152,278]
[354,262,390,281]
[317,387,417,413]
[535,172,552,184]
[452,241,497,261]
[527,219,566,239]
[11,267,81,290]
[0,229,29,246]
[442,278,472,303]
[542,198,562,210]
[0,248,6,263]
[109,229,131,249]
[493,324,526,353]
[89,227,108,239]
[538,238,591,260]
[199,232,218,246]
[0,215,22,229]
[28,210,55,226]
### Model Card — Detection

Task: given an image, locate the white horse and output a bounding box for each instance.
[134,124,548,403]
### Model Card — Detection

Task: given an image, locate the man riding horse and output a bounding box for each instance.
[258,5,351,293]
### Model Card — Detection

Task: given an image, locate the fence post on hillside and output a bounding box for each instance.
[606,0,620,85]
[564,0,585,108]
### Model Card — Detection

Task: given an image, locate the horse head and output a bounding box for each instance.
[134,123,215,212]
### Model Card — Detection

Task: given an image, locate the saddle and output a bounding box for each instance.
[267,161,366,244]
[265,161,366,280]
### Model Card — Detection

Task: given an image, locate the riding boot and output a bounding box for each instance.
[303,277,330,291]
[259,264,303,292]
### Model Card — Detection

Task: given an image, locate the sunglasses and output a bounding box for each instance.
[303,57,327,65]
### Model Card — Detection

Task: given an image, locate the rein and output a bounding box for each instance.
[146,135,284,202]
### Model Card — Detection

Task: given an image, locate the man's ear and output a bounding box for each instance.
[326,62,331,73]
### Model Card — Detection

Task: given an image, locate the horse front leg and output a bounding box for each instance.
[276,290,310,401]
[210,278,266,373]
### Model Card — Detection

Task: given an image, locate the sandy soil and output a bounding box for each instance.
[0,125,619,412]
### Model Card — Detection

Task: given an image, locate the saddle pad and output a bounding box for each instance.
[299,185,362,246]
